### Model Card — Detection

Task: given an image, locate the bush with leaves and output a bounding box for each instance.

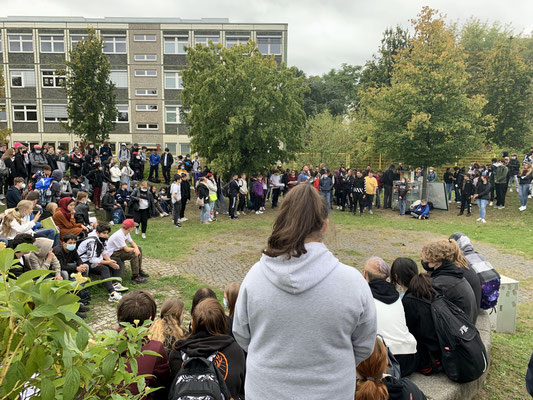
[0,243,159,400]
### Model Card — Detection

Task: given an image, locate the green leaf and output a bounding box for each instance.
[63,366,80,400]
[32,304,59,317]
[0,248,14,274]
[63,349,73,369]
[17,269,54,283]
[75,328,89,351]
[22,320,36,347]
[13,243,39,253]
[102,352,118,380]
[39,378,55,400]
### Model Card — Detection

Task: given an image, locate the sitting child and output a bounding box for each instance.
[150,185,168,217]
[157,186,171,214]
[102,184,124,224]
[412,199,430,220]
[116,182,131,213]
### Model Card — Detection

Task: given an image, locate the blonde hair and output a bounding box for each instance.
[45,202,58,215]
[224,282,241,318]
[76,191,88,203]
[149,298,186,348]
[1,200,32,237]
[421,239,468,268]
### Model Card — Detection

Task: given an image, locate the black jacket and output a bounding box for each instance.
[13,152,27,178]
[169,331,246,399]
[462,265,482,317]
[180,180,191,201]
[475,181,491,200]
[102,193,116,212]
[87,169,104,188]
[352,176,366,193]
[74,203,90,226]
[509,158,520,175]
[228,179,240,197]
[69,153,83,176]
[430,262,478,324]
[197,183,209,203]
[342,175,353,192]
[53,245,84,274]
[6,186,22,208]
[443,172,453,184]
[46,153,58,171]
[382,169,395,186]
[130,188,156,214]
[527,352,533,397]
[161,152,174,168]
[462,179,474,197]
[384,376,427,400]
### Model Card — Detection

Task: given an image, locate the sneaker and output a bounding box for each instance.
[141,233,146,239]
[258,211,264,214]
[113,283,129,292]
[108,292,122,302]
[489,202,493,207]
[510,188,513,192]
[159,213,165,218]
[458,212,463,216]
[132,275,147,284]
[368,210,373,215]
[476,217,482,222]
[481,218,486,223]
[78,304,91,312]
[135,227,139,235]
[174,223,182,228]
[202,221,210,224]
[499,206,505,209]
[76,312,87,319]
[181,217,188,222]
[360,212,363,217]
[256,211,261,215]
[231,216,239,219]
[109,221,114,225]
[529,195,532,199]
[467,212,471,217]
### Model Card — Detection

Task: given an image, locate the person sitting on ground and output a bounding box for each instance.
[8,233,35,278]
[412,199,430,220]
[59,173,72,198]
[53,197,88,241]
[23,191,43,214]
[169,298,246,400]
[149,185,168,218]
[191,287,218,316]
[356,337,427,400]
[363,257,418,377]
[224,282,241,338]
[1,200,57,245]
[421,240,478,324]
[6,177,25,209]
[106,218,148,284]
[27,237,62,280]
[232,184,377,400]
[40,202,57,221]
[156,186,171,215]
[102,185,124,224]
[53,233,88,280]
[116,181,131,212]
[390,258,441,375]
[116,290,171,399]
[77,222,127,303]
[149,298,187,355]
[74,191,92,228]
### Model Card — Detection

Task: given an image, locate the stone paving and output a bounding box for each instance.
[87,220,533,332]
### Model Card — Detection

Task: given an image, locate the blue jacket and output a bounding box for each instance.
[414,204,430,217]
[149,153,161,166]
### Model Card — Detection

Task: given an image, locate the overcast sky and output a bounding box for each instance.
[2,0,533,75]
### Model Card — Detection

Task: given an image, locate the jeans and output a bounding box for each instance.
[209,200,216,218]
[200,203,210,222]
[445,183,453,201]
[509,175,519,190]
[172,201,181,225]
[35,228,60,247]
[375,187,382,208]
[519,184,530,207]
[148,164,159,180]
[399,198,406,215]
[478,199,488,219]
[320,191,331,214]
[366,194,374,211]
[215,197,227,214]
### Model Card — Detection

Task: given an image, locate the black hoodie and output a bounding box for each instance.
[169,331,246,399]
[383,375,427,400]
[369,279,399,305]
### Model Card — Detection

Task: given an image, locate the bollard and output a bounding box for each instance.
[489,274,518,334]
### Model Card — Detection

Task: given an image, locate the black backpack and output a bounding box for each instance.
[430,296,488,383]
[168,353,233,400]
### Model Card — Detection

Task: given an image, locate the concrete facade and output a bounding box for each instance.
[0,17,288,155]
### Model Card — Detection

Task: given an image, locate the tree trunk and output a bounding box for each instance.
[421,166,428,201]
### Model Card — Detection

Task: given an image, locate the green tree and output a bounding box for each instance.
[358,7,492,197]
[0,66,11,143]
[61,28,117,145]
[182,42,307,175]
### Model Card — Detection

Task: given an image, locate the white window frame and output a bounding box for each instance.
[225,35,249,49]
[194,35,220,45]
[103,36,127,54]
[135,89,158,96]
[8,34,33,53]
[134,54,157,62]
[165,105,181,124]
[39,35,65,53]
[116,105,129,123]
[43,104,68,122]
[42,70,66,88]
[109,70,128,88]
[134,69,157,77]
[136,123,158,130]
[0,104,7,122]
[257,36,282,55]
[136,104,158,112]
[164,71,183,89]
[163,36,188,54]
[10,69,35,88]
[70,34,88,47]
[13,104,37,122]
[134,34,157,42]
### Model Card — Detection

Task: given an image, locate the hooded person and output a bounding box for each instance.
[27,237,62,279]
[49,169,63,203]
[232,184,377,400]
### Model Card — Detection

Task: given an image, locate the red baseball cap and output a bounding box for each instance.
[122,219,135,229]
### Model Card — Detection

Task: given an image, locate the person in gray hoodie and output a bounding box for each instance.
[232,183,377,400]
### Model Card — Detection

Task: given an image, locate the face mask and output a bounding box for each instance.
[89,145,94,149]
[35,150,41,154]
[66,244,76,251]
[20,183,26,189]
[99,237,108,244]
[141,188,147,192]
[421,260,433,272]
[223,298,228,308]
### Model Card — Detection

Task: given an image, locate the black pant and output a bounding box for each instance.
[454,185,462,202]
[490,182,495,202]
[366,194,374,210]
[237,194,246,212]
[91,259,123,293]
[134,208,150,233]
[460,194,471,214]
[396,353,419,378]
[228,195,237,218]
[179,199,187,219]
[162,165,171,184]
[341,191,349,211]
[172,201,181,225]
[148,164,159,180]
[254,195,261,211]
[384,185,393,208]
[272,188,281,208]
[495,183,507,206]
[352,192,365,214]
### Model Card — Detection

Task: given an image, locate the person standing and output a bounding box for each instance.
[69,147,83,178]
[519,162,533,211]
[130,181,155,239]
[473,172,491,223]
[148,150,161,182]
[382,164,395,209]
[351,170,366,216]
[233,184,377,400]
[443,167,454,202]
[179,173,191,222]
[364,170,378,215]
[161,147,174,185]
[270,169,285,209]
[319,169,333,213]
[29,145,49,176]
[493,159,509,209]
[118,143,130,165]
[86,162,104,210]
[237,173,248,215]
[197,176,211,224]
[253,174,264,214]
[170,174,182,228]
[458,174,474,216]
[98,141,112,163]
[397,177,409,216]
[228,173,240,219]
[508,153,520,192]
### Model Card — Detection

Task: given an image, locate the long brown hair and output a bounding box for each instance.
[409,273,438,300]
[1,148,14,161]
[149,298,186,346]
[225,282,240,318]
[355,338,388,400]
[264,183,328,259]
[191,298,227,336]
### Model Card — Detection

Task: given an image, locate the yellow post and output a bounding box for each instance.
[346,154,350,169]
[379,153,382,170]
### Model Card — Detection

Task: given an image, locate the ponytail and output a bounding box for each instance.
[356,338,389,400]
[409,273,437,301]
[449,239,469,270]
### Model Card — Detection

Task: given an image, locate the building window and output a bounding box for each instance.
[116,105,129,123]
[0,35,3,53]
[134,54,157,62]
[43,104,68,122]
[137,123,158,130]
[165,106,180,123]
[135,69,157,77]
[136,104,158,111]
[40,35,65,53]
[134,34,157,42]
[135,89,157,96]
[103,36,126,54]
[166,143,177,154]
[180,143,191,155]
[225,36,249,49]
[11,70,36,88]
[164,36,188,54]
[257,36,282,55]
[42,70,66,88]
[70,35,88,47]
[195,35,219,45]
[0,105,6,122]
[109,70,128,88]
[164,71,183,89]
[13,105,37,122]
[8,34,33,53]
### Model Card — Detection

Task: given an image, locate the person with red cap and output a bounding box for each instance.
[106,218,148,284]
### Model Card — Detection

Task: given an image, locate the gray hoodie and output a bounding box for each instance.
[233,242,377,400]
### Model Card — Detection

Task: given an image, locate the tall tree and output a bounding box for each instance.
[358,7,492,196]
[61,29,117,145]
[182,42,307,175]
[0,67,11,143]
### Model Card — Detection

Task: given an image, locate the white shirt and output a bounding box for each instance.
[170,182,181,204]
[106,229,132,255]
[374,297,417,355]
[138,198,149,210]
[4,214,36,240]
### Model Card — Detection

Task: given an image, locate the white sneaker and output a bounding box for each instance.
[159,213,165,218]
[141,233,146,239]
[476,217,482,222]
[256,211,260,215]
[489,202,493,207]
[181,217,188,222]
[108,292,122,302]
[109,221,114,225]
[113,282,129,292]
[135,227,139,235]
[259,210,264,214]
[0,201,5,206]
[510,188,513,192]
[236,211,240,216]
[369,210,373,215]
[481,218,486,223]
[208,218,213,222]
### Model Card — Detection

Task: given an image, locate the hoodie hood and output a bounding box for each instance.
[32,237,54,260]
[174,331,234,357]
[449,232,474,254]
[260,242,339,295]
[430,261,464,280]
[51,169,63,182]
[368,279,399,305]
